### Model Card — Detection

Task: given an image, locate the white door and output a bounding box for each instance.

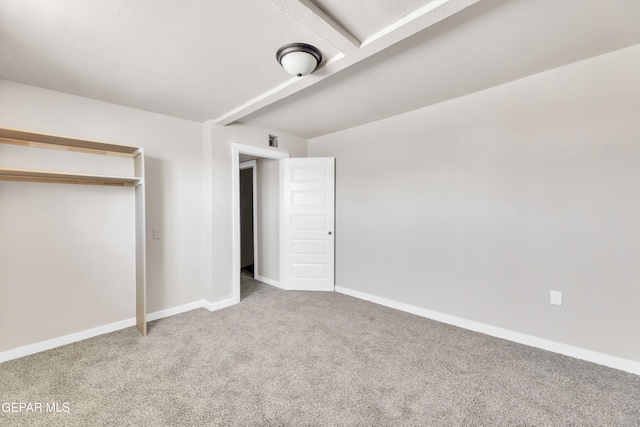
[282,157,335,291]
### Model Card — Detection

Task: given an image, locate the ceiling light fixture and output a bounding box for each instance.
[276,43,322,77]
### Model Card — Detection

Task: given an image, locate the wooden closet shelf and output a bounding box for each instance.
[0,167,141,187]
[0,127,139,157]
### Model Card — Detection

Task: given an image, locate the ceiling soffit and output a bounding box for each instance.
[239,0,640,138]
[214,0,483,126]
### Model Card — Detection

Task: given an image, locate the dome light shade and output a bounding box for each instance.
[280,51,318,77]
[276,43,322,77]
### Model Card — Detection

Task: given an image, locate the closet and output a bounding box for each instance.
[0,127,147,335]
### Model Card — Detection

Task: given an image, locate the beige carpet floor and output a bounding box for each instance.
[240,274,282,302]
[1,288,639,426]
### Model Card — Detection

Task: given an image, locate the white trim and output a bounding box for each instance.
[0,298,238,364]
[335,286,640,376]
[233,143,290,160]
[232,143,289,304]
[279,158,285,290]
[0,318,135,364]
[202,297,237,312]
[239,160,259,280]
[147,298,236,317]
[239,160,257,170]
[146,300,209,322]
[254,274,284,289]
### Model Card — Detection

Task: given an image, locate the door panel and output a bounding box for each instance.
[282,158,335,291]
[292,215,326,230]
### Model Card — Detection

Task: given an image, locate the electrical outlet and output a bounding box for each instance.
[550,290,562,306]
[153,228,161,239]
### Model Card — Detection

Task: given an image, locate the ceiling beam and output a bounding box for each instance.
[298,0,361,49]
[214,0,483,127]
[267,0,360,53]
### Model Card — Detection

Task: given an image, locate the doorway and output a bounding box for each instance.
[231,143,289,304]
[239,158,280,301]
[232,145,336,301]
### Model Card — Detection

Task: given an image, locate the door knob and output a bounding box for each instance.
[328,231,332,235]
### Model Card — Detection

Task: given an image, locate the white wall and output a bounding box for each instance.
[202,122,307,301]
[0,80,204,351]
[309,43,640,363]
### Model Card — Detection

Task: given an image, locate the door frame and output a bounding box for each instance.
[231,143,289,303]
[239,160,257,278]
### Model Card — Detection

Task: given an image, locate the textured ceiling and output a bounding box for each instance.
[1,0,640,139]
[0,0,340,121]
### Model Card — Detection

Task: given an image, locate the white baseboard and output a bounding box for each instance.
[146,300,209,322]
[202,297,236,312]
[0,297,238,364]
[0,318,136,364]
[335,286,640,376]
[254,274,283,289]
